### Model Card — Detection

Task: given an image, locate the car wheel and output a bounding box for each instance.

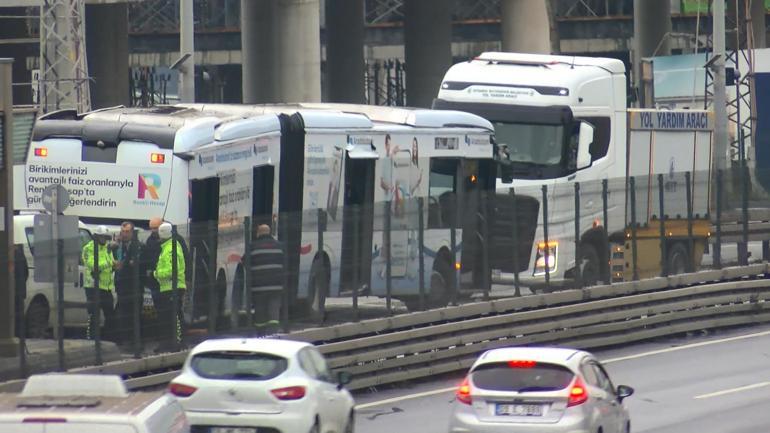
[26,298,49,339]
[345,412,355,433]
[309,418,320,433]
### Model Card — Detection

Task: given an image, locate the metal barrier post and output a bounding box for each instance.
[170,225,179,352]
[385,201,392,315]
[541,185,551,291]
[450,218,458,306]
[56,237,65,371]
[481,191,491,301]
[351,206,360,321]
[715,170,723,269]
[630,176,639,281]
[317,209,326,322]
[132,230,141,359]
[418,197,426,310]
[741,162,750,266]
[574,183,582,288]
[658,174,667,277]
[510,188,521,297]
[207,220,218,334]
[686,171,695,272]
[93,240,102,365]
[243,217,252,329]
[602,179,610,284]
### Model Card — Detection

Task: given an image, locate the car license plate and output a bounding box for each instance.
[495,403,543,416]
[211,428,257,433]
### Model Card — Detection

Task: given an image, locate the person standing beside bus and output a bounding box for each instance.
[154,222,186,351]
[113,221,140,345]
[139,217,163,337]
[82,226,116,341]
[249,224,285,333]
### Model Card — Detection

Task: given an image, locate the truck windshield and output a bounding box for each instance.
[493,121,565,166]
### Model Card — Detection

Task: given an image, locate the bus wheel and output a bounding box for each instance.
[26,298,50,339]
[667,242,689,275]
[304,263,328,319]
[429,259,452,308]
[215,272,228,331]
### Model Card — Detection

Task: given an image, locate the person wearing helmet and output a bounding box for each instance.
[153,222,186,351]
[82,225,117,341]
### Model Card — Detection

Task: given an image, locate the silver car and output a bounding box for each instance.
[449,347,633,433]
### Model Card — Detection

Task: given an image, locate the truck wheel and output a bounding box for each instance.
[26,298,49,339]
[580,244,601,287]
[667,242,689,275]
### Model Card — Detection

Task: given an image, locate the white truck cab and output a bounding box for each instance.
[0,374,189,433]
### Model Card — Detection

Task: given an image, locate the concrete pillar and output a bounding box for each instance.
[325,0,365,103]
[633,0,671,93]
[0,59,19,357]
[404,0,452,108]
[0,8,33,105]
[241,0,274,103]
[242,0,321,103]
[501,0,552,54]
[86,4,129,108]
[751,0,767,49]
[273,0,321,102]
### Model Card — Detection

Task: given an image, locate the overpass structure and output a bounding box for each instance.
[0,1,767,109]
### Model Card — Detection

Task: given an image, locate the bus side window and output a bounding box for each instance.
[428,159,458,229]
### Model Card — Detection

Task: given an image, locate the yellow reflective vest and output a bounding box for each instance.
[82,240,114,291]
[155,239,186,292]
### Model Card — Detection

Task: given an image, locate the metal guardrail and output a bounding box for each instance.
[0,264,768,393]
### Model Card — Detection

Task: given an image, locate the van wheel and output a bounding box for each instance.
[26,298,49,339]
[667,242,689,275]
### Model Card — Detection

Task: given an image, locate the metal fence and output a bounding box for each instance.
[5,165,770,384]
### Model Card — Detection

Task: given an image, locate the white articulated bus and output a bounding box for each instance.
[16,104,498,320]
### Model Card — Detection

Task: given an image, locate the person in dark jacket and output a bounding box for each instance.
[139,217,163,337]
[249,224,285,333]
[14,244,28,339]
[113,221,140,345]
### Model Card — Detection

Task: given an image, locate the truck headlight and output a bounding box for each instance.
[534,241,558,275]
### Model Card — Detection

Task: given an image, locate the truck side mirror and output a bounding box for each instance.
[577,121,594,170]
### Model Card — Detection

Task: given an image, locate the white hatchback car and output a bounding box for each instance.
[449,347,633,433]
[169,338,355,433]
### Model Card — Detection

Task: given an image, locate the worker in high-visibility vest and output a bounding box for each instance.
[82,225,116,341]
[153,222,186,351]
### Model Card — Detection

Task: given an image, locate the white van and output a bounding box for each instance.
[13,213,91,338]
[0,374,189,433]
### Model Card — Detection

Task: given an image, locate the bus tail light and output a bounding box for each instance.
[34,147,48,157]
[150,153,165,164]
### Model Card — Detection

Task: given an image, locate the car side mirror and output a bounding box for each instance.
[616,384,634,401]
[336,371,352,389]
[577,121,594,170]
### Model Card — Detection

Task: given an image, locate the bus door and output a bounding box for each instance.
[252,165,275,228]
[189,177,220,318]
[389,150,412,278]
[339,148,377,295]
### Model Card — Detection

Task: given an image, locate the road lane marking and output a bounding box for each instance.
[694,382,770,399]
[356,387,456,409]
[354,329,770,409]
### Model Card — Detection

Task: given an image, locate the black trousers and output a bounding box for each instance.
[155,290,184,348]
[84,288,115,341]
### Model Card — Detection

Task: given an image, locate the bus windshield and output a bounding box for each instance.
[493,121,565,167]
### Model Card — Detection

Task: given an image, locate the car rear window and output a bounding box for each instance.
[191,351,288,381]
[471,361,574,392]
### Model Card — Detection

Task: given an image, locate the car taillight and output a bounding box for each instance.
[23,418,67,423]
[567,377,588,407]
[168,382,197,397]
[456,377,472,405]
[271,386,306,400]
[507,360,536,368]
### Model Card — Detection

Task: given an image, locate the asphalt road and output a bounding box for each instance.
[352,324,770,433]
